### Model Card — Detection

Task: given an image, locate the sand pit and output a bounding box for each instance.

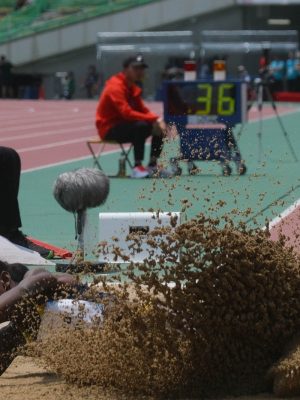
[2,217,300,399]
[0,356,120,400]
[1,356,299,400]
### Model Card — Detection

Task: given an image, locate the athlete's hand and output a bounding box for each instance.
[19,271,57,297]
[20,270,76,298]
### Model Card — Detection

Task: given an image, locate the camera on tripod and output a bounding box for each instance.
[254,67,274,87]
[238,53,297,163]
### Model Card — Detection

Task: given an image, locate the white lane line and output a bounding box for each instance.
[0,112,93,124]
[266,198,300,230]
[246,106,300,125]
[0,125,93,141]
[3,106,298,141]
[15,108,300,148]
[22,148,129,173]
[18,137,91,153]
[0,116,93,133]
[21,106,300,173]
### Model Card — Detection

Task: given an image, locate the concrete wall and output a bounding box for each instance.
[0,0,235,65]
[15,46,98,99]
[12,2,240,99]
[156,6,245,78]
[10,1,300,99]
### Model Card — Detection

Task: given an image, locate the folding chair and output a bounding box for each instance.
[86,137,133,176]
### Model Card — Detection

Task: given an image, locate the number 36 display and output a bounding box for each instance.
[164,80,247,126]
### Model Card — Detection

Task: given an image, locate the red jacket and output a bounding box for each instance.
[95,72,158,139]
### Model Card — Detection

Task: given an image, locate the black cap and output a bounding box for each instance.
[123,54,148,69]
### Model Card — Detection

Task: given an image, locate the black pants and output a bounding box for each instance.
[105,121,163,164]
[0,147,22,235]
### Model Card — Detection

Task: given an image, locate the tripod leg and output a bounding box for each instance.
[226,127,246,174]
[236,97,255,140]
[258,116,263,163]
[265,86,298,162]
[257,84,264,162]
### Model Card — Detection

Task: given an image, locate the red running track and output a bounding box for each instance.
[0,99,298,171]
[269,200,300,254]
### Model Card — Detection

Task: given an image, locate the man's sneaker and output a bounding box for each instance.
[131,165,149,178]
[148,165,174,178]
[4,230,53,258]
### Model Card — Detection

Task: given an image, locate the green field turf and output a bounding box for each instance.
[20,108,300,259]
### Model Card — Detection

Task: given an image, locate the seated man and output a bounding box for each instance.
[95,54,168,178]
[0,260,76,375]
[0,146,50,256]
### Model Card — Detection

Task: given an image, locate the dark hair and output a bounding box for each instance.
[0,261,28,283]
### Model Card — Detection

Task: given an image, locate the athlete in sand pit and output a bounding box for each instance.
[0,261,76,375]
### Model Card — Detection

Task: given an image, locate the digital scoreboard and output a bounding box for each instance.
[163,80,247,126]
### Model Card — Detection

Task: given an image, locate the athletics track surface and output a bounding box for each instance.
[0,99,299,256]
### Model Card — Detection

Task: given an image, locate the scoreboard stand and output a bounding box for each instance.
[163,80,248,175]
